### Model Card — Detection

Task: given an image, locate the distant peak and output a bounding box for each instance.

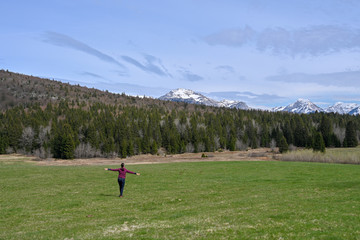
[173,88,192,92]
[159,88,249,110]
[296,98,311,103]
[280,98,323,114]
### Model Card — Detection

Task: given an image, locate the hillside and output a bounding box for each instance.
[0,70,199,112]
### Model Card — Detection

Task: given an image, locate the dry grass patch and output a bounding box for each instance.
[279,147,360,164]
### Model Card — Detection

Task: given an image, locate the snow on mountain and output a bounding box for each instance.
[160,90,359,114]
[273,99,323,114]
[159,88,218,106]
[349,106,360,115]
[217,99,236,107]
[325,102,359,114]
[159,88,249,110]
[217,100,250,110]
[271,106,285,112]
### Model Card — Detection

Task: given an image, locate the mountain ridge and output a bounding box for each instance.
[273,100,360,115]
[159,88,250,110]
[159,88,360,115]
[273,98,323,114]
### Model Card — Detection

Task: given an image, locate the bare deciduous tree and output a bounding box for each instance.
[333,125,345,144]
[236,139,247,151]
[20,127,34,153]
[38,125,51,146]
[186,143,194,153]
[74,142,99,158]
[33,147,52,159]
[270,139,277,152]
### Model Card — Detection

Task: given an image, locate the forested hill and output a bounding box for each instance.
[0,69,197,111]
[0,70,359,159]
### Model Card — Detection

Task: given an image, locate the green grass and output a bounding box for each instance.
[1,159,359,239]
[281,147,360,164]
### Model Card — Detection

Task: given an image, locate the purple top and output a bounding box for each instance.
[108,167,136,178]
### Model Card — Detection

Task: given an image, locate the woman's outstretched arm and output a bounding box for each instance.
[125,169,141,175]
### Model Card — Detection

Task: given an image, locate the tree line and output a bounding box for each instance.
[0,100,359,159]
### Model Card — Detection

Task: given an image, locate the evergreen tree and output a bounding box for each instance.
[5,116,22,151]
[227,136,236,151]
[278,135,289,153]
[127,140,135,156]
[294,116,307,147]
[120,139,127,158]
[0,132,8,154]
[102,137,115,156]
[52,123,75,159]
[331,133,341,148]
[151,141,158,155]
[344,121,358,147]
[61,134,76,159]
[313,132,326,153]
[319,115,333,147]
[260,124,270,147]
[282,120,294,145]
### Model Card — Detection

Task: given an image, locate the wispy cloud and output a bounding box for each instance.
[205,26,255,47]
[204,25,360,56]
[178,69,203,82]
[268,70,360,87]
[215,65,235,73]
[81,71,105,79]
[121,54,171,77]
[43,31,126,69]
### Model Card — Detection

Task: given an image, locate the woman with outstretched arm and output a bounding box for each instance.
[105,163,140,197]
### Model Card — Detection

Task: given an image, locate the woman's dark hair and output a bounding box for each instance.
[121,163,125,168]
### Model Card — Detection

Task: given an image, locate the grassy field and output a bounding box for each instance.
[1,158,359,239]
[280,147,360,164]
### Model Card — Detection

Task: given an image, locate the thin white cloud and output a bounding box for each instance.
[204,26,255,47]
[178,69,204,82]
[121,54,171,77]
[203,25,360,56]
[81,72,105,79]
[215,65,235,74]
[43,31,127,69]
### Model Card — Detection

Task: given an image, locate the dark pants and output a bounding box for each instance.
[117,178,126,196]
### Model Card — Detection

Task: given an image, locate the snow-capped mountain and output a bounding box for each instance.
[273,99,323,114]
[218,100,250,110]
[349,106,360,115]
[160,90,359,114]
[159,88,218,106]
[159,89,249,110]
[325,102,359,114]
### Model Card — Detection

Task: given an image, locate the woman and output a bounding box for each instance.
[105,163,140,197]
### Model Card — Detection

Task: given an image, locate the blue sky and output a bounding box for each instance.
[1,0,360,108]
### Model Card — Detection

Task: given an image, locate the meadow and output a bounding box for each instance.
[0,157,359,239]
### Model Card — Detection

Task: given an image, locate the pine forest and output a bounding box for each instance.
[0,70,359,159]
